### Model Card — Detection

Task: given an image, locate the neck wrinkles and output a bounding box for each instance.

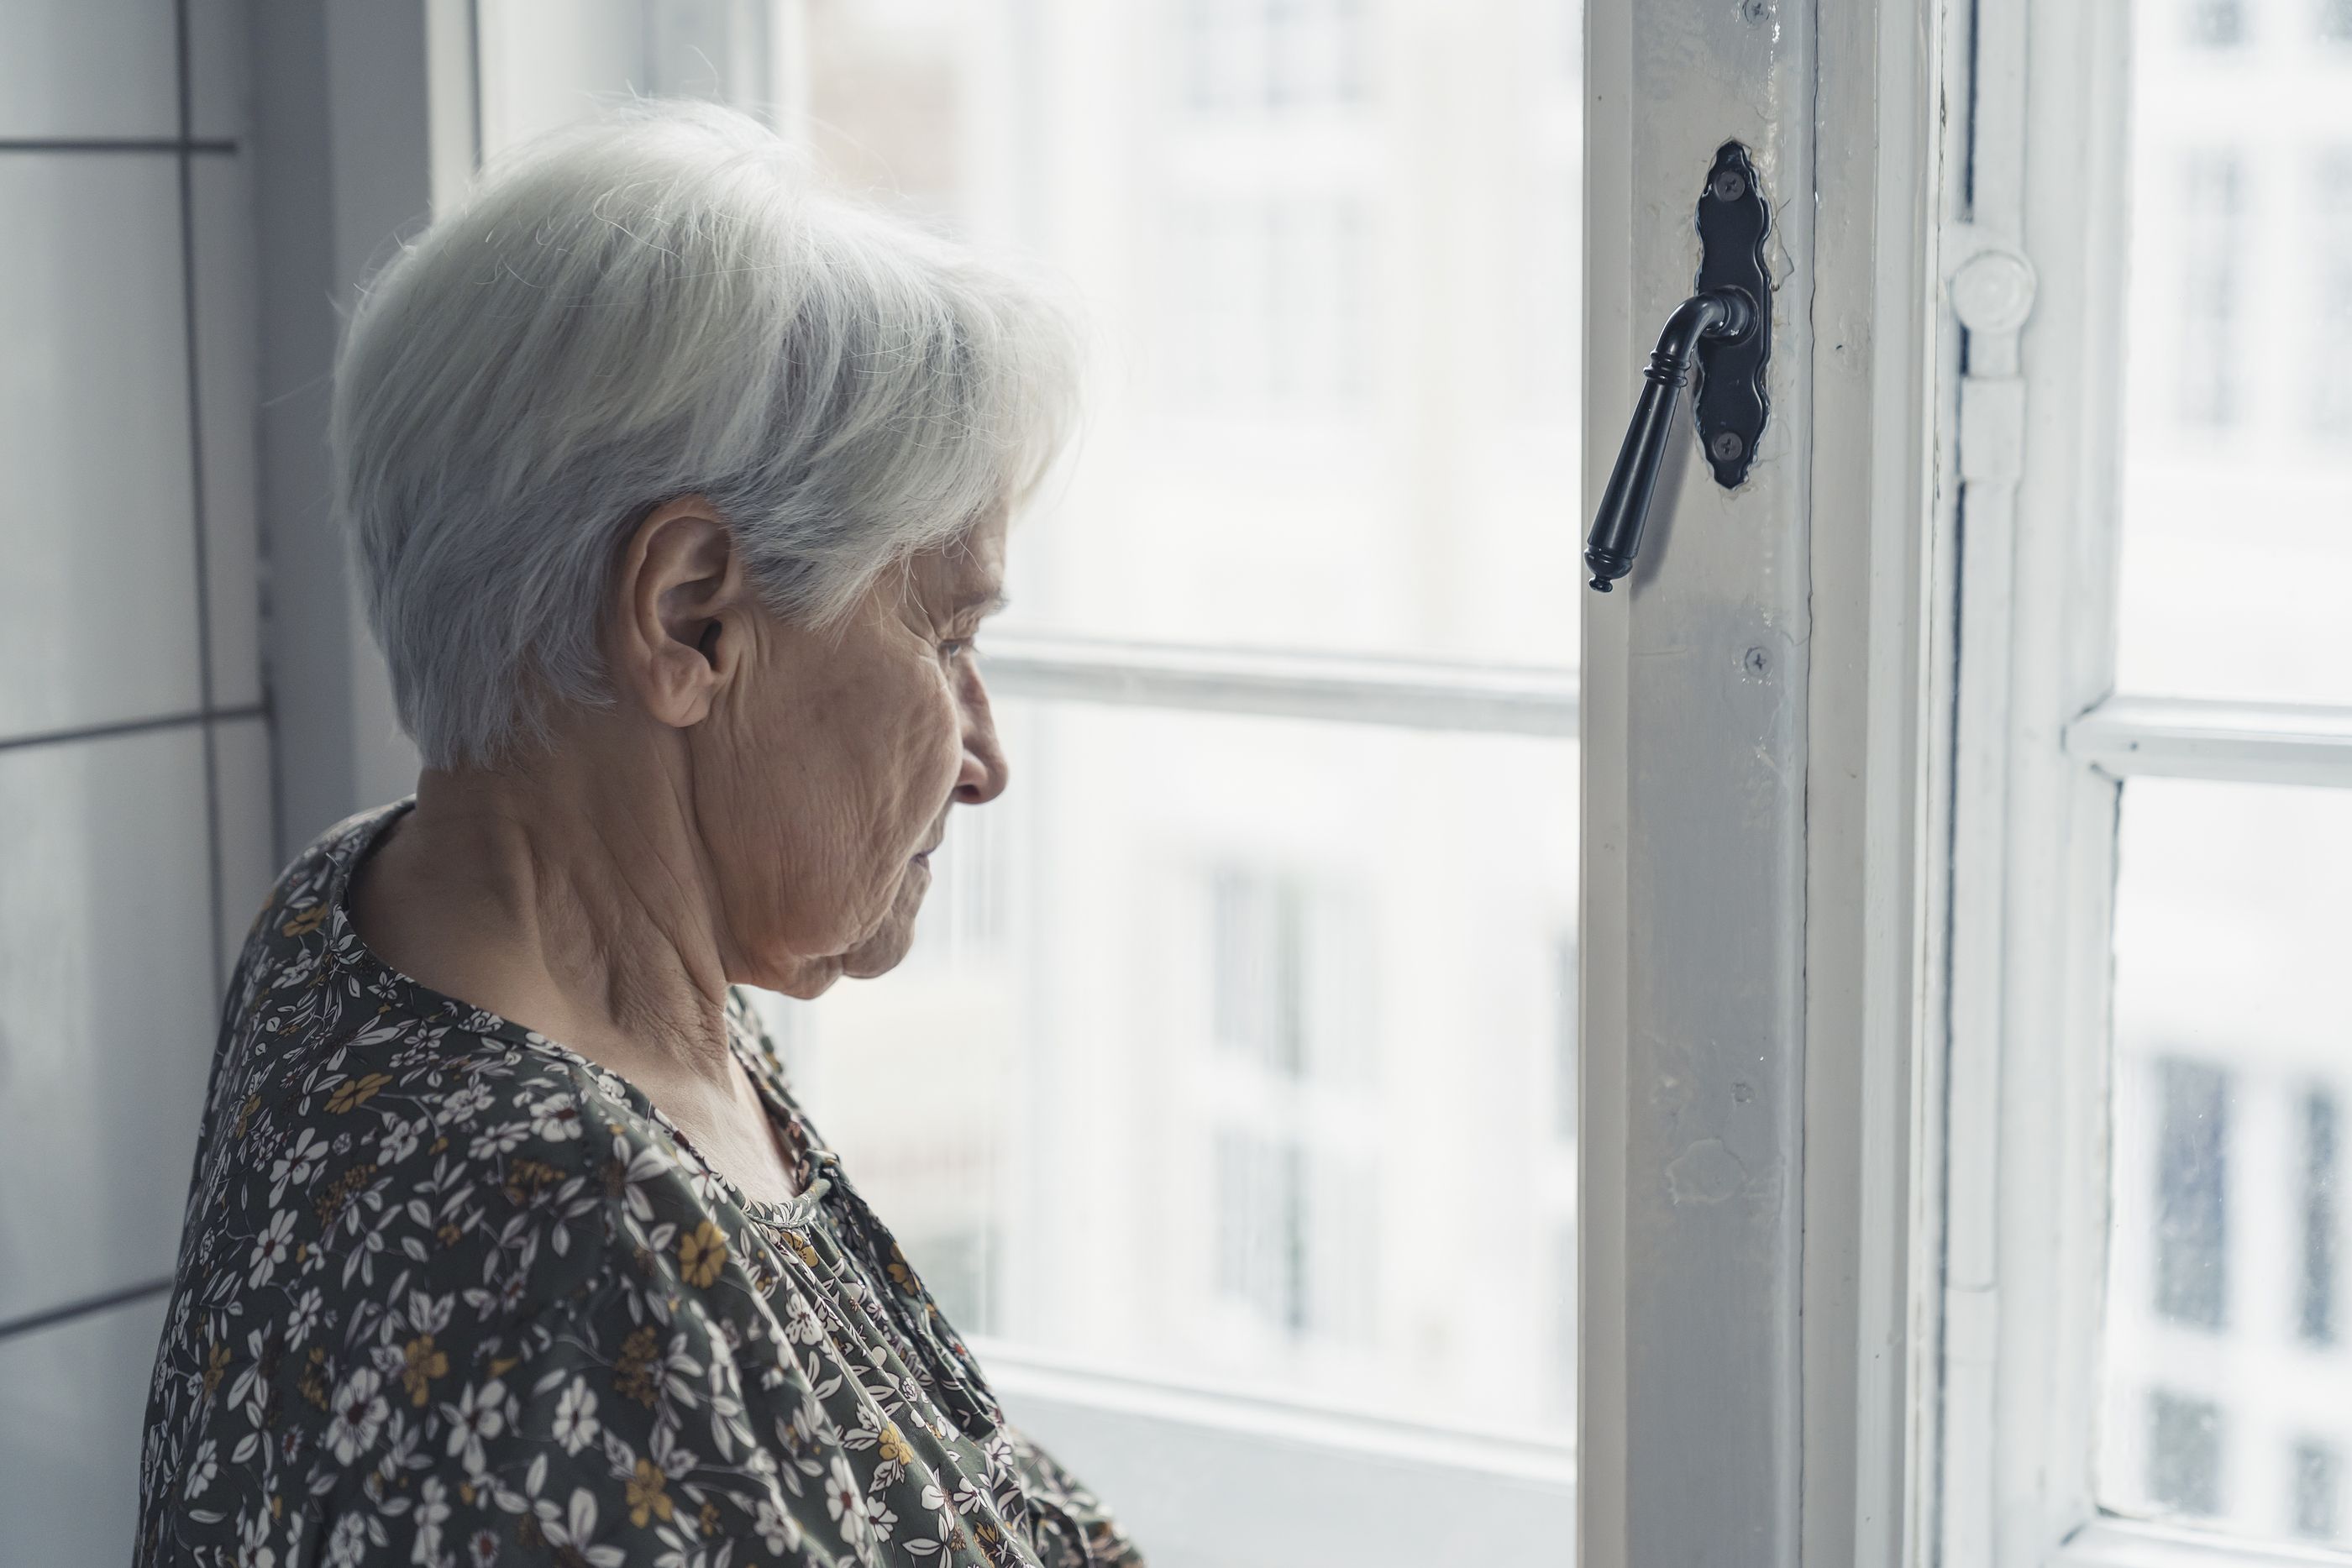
[404,756,735,1072]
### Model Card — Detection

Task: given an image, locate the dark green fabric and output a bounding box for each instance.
[137,800,1144,1567]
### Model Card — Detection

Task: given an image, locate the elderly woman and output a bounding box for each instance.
[136,102,1139,1568]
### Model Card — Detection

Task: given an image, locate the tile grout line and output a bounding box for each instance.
[0,705,265,757]
[176,0,228,994]
[0,1278,176,1344]
[0,139,236,154]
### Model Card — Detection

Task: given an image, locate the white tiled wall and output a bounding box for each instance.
[0,2,271,1561]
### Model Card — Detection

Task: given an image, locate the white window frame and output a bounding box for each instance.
[1578,0,1942,1565]
[297,2,1956,1561]
[1934,2,2352,1566]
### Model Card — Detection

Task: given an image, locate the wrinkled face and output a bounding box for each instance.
[695,511,1010,997]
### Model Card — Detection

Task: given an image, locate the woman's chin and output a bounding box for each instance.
[840,921,916,979]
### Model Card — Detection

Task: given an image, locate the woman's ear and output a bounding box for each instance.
[610,496,746,731]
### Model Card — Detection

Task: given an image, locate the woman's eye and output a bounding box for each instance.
[939,638,972,660]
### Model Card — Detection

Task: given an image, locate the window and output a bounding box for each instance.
[1944,0,2352,1560]
[2150,1392,2229,1518]
[2295,1440,2344,1541]
[475,0,1588,1504]
[2189,0,2247,48]
[2316,149,2352,437]
[2176,152,2244,429]
[2150,1058,2230,1331]
[1180,0,1371,113]
[2306,1091,2339,1348]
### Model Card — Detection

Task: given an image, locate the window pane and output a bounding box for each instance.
[794,0,1588,669]
[755,697,1578,1440]
[2103,778,2352,1541]
[2113,9,2352,704]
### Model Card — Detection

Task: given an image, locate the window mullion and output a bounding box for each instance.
[2067,695,2352,789]
[979,632,1578,737]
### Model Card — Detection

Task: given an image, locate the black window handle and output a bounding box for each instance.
[1583,288,1758,590]
[1583,142,1773,593]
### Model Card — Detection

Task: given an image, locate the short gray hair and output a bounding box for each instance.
[331,99,1079,770]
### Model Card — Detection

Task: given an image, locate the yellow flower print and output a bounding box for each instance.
[678,1220,728,1287]
[280,905,329,937]
[399,1335,448,1406]
[614,1324,661,1407]
[877,1422,913,1466]
[202,1340,231,1399]
[326,1073,391,1114]
[626,1458,674,1526]
[784,1230,821,1269]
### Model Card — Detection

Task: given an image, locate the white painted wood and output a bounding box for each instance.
[1935,2,2150,1565]
[2056,1519,2352,1568]
[976,1339,1575,1568]
[979,632,1579,737]
[1580,1,1840,1562]
[2067,696,2352,789]
[1802,1,1945,1564]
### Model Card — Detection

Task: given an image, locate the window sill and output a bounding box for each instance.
[972,1338,1575,1568]
[2059,1518,2352,1567]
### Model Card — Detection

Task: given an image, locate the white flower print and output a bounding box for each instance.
[783,1292,826,1347]
[285,1285,323,1347]
[824,1454,871,1547]
[552,1379,600,1455]
[377,1114,422,1164]
[528,1093,584,1142]
[411,1476,451,1565]
[323,1367,387,1463]
[538,1489,626,1568]
[323,1512,375,1568]
[467,1120,528,1160]
[235,1503,276,1568]
[248,1208,297,1287]
[440,1081,493,1125]
[753,1495,801,1555]
[182,1437,218,1498]
[441,1380,507,1476]
[269,1126,328,1202]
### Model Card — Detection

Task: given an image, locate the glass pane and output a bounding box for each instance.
[479,0,1588,671]
[754,696,1579,1441]
[2102,777,2352,1543]
[2113,5,2352,704]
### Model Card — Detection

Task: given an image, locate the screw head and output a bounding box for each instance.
[1710,169,1748,202]
[1709,429,1746,463]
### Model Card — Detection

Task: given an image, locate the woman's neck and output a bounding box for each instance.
[351,746,737,1081]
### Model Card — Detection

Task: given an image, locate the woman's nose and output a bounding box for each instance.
[956,685,1009,805]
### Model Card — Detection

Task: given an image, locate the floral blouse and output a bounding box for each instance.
[137,801,1146,1568]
